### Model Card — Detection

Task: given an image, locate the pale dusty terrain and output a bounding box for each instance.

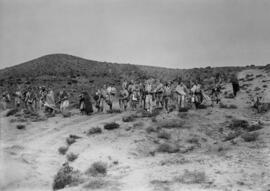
[0,68,270,191]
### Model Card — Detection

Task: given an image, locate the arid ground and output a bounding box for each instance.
[1,68,270,191]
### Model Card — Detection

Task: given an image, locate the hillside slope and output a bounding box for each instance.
[0,54,249,93]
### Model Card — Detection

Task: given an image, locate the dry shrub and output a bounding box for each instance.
[133,121,144,128]
[84,177,108,189]
[122,115,136,122]
[52,163,83,190]
[86,162,107,176]
[223,131,241,142]
[66,137,76,145]
[186,137,199,145]
[107,109,122,114]
[87,127,102,135]
[177,170,207,184]
[16,124,25,130]
[104,122,120,130]
[157,143,179,153]
[157,131,171,139]
[263,84,268,88]
[69,134,82,139]
[6,108,19,117]
[159,119,185,129]
[220,103,237,109]
[152,117,157,122]
[58,146,69,155]
[146,126,157,134]
[140,109,160,118]
[241,132,259,142]
[254,87,261,91]
[196,104,207,109]
[66,152,78,162]
[62,111,71,118]
[246,124,263,132]
[229,119,249,130]
[225,93,234,99]
[219,102,228,108]
[179,107,189,112]
[228,104,237,109]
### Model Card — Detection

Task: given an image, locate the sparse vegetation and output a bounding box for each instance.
[66,137,76,145]
[159,119,185,129]
[254,87,261,91]
[104,122,120,130]
[146,126,157,134]
[229,119,249,130]
[122,115,136,122]
[176,170,207,184]
[133,121,144,128]
[84,178,108,189]
[241,132,259,142]
[58,146,69,155]
[16,124,25,130]
[66,152,78,162]
[62,111,71,118]
[52,163,83,190]
[224,93,234,99]
[220,103,237,109]
[223,131,241,142]
[6,108,19,117]
[186,137,200,145]
[156,143,179,153]
[86,162,107,176]
[157,131,171,139]
[86,127,102,135]
[179,107,189,112]
[107,109,122,114]
[246,124,263,132]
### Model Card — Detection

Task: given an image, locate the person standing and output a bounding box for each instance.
[14,89,22,109]
[119,87,129,111]
[163,82,172,112]
[145,80,154,113]
[175,80,188,110]
[190,81,203,109]
[231,74,240,97]
[44,88,56,114]
[59,89,69,113]
[79,91,93,115]
[155,80,164,108]
[1,91,10,110]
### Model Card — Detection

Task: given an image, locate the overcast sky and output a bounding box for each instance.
[0,0,270,69]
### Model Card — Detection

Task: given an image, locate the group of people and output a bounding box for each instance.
[92,78,222,114]
[0,86,70,115]
[1,74,241,115]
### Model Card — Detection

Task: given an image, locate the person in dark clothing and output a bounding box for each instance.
[79,91,93,115]
[231,75,240,97]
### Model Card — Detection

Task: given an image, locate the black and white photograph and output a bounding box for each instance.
[0,0,270,190]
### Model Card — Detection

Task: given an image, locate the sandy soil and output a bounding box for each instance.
[1,68,270,191]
